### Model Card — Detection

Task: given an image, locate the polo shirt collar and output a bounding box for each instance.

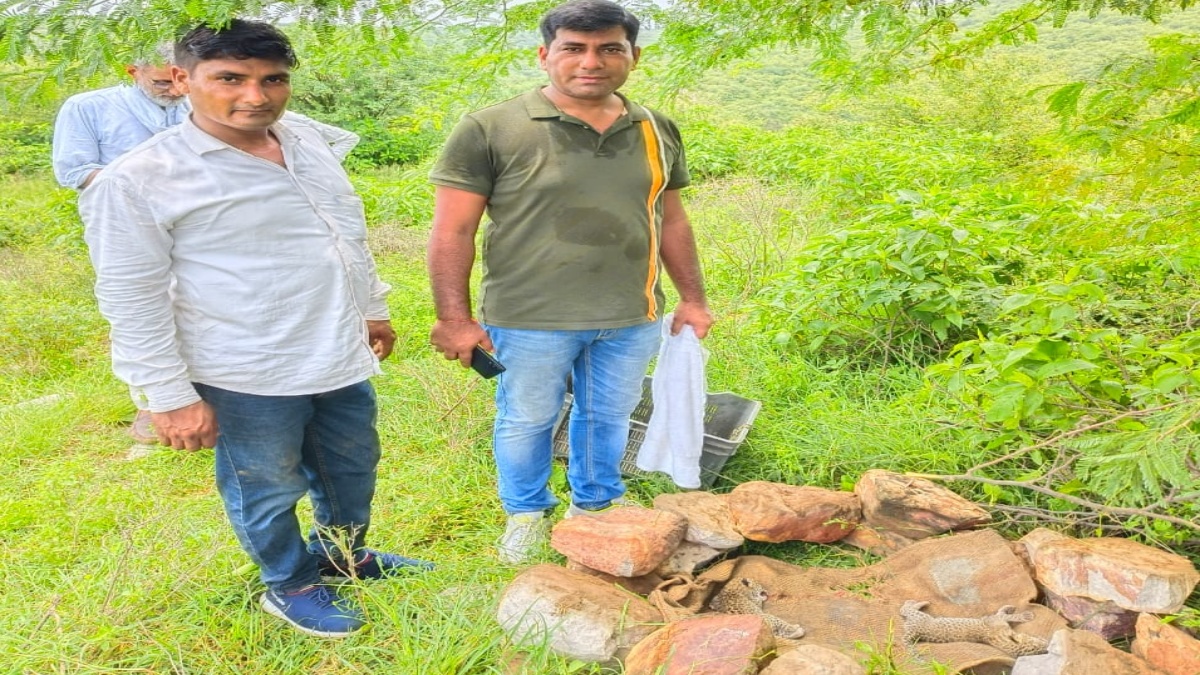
[180,115,300,156]
[523,87,649,122]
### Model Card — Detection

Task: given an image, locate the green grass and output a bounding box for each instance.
[0,170,958,672]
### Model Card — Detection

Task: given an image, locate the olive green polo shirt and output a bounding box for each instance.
[430,88,690,330]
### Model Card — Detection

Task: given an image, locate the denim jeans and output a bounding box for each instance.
[485,321,661,514]
[195,380,380,594]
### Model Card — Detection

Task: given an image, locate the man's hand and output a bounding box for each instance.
[152,401,218,451]
[430,319,492,368]
[367,320,397,361]
[670,300,715,339]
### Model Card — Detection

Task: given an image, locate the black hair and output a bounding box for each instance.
[539,0,640,46]
[174,19,298,71]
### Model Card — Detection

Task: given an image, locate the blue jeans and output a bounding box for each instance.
[485,321,661,514]
[195,380,380,594]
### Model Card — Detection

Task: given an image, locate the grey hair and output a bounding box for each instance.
[132,42,176,67]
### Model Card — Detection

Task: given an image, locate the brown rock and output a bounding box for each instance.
[551,506,687,577]
[496,564,664,664]
[1132,613,1200,675]
[1031,536,1200,614]
[854,469,991,540]
[624,614,776,675]
[1041,587,1138,640]
[841,523,915,557]
[728,482,861,544]
[760,645,866,675]
[654,491,745,549]
[1011,628,1163,675]
[565,559,665,597]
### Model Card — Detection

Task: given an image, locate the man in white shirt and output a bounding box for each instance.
[78,19,429,639]
[52,45,361,445]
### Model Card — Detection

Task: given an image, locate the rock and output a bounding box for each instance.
[657,540,725,577]
[496,564,663,664]
[853,469,991,540]
[1029,536,1200,615]
[841,523,915,557]
[1015,528,1070,568]
[624,614,775,675]
[565,560,665,597]
[654,492,745,550]
[1011,628,1163,675]
[1132,613,1200,675]
[760,645,867,675]
[1040,587,1137,640]
[551,506,687,577]
[728,482,861,544]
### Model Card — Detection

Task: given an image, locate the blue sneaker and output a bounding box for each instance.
[318,548,435,580]
[260,585,364,638]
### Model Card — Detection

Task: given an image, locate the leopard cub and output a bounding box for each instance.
[708,577,806,639]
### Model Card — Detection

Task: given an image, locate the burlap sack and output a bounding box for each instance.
[646,529,1067,674]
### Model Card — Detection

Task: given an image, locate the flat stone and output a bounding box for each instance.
[656,540,724,577]
[1030,536,1200,614]
[728,482,861,544]
[760,644,867,675]
[496,564,663,664]
[853,469,991,540]
[1011,628,1162,675]
[653,492,745,550]
[624,614,775,675]
[551,506,687,577]
[1132,613,1200,675]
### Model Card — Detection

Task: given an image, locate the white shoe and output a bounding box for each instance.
[497,511,548,564]
[565,496,632,519]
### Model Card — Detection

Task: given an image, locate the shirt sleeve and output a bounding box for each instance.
[78,175,202,412]
[660,116,691,191]
[428,115,494,196]
[51,98,104,190]
[282,111,360,162]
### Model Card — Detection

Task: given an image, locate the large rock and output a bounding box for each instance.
[565,560,665,597]
[624,614,775,675]
[496,564,663,664]
[551,506,687,577]
[760,645,866,674]
[1132,613,1200,675]
[1029,535,1199,619]
[728,482,861,544]
[654,491,745,550]
[853,469,991,540]
[1011,628,1162,675]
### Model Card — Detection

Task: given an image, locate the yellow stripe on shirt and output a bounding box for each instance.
[639,118,667,321]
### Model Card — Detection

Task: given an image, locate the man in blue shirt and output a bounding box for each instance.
[52,44,187,191]
[52,43,188,443]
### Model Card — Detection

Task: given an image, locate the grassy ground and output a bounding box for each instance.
[0,171,977,673]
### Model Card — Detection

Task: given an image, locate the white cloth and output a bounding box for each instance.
[637,314,708,488]
[78,117,389,413]
[52,85,188,189]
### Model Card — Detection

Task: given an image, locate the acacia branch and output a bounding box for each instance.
[908,471,1200,532]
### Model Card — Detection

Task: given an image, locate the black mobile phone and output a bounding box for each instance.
[470,346,506,379]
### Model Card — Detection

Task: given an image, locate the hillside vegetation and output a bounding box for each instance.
[0,2,1197,671]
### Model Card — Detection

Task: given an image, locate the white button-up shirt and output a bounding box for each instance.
[79,116,389,412]
[52,85,189,189]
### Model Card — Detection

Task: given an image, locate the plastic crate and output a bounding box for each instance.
[551,376,761,488]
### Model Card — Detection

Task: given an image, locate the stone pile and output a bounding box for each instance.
[494,469,1200,674]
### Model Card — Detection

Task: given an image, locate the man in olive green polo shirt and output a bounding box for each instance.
[427,0,713,564]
